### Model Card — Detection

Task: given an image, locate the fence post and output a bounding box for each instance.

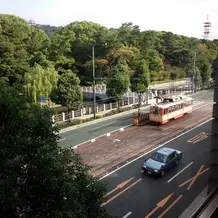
[88,107,92,114]
[62,112,65,122]
[127,97,130,105]
[103,104,106,111]
[80,108,83,116]
[110,103,112,109]
[96,105,99,113]
[52,115,55,123]
[71,111,74,120]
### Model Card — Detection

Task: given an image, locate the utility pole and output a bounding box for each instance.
[92,45,96,119]
[192,52,196,93]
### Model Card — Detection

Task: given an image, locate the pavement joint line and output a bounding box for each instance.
[122,212,132,218]
[98,118,213,181]
[167,162,194,183]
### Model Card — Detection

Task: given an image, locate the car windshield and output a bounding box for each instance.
[151,152,167,163]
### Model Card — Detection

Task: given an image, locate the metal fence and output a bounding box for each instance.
[53,88,193,123]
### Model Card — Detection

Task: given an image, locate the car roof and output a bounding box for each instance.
[156,147,175,156]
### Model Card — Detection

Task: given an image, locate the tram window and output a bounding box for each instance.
[152,107,159,115]
[164,108,168,114]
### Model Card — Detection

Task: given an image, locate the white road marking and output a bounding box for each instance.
[91,122,116,131]
[123,212,132,218]
[167,162,194,183]
[99,118,212,181]
[58,138,66,142]
[70,101,213,150]
[193,101,204,107]
[193,101,214,111]
[70,124,132,150]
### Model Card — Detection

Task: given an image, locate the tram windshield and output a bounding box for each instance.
[151,106,160,115]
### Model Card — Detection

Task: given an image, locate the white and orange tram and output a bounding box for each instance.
[149,95,193,124]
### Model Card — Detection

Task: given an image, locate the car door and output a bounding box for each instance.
[169,152,178,167]
[166,153,176,170]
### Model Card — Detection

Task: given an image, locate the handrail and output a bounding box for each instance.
[189,184,218,218]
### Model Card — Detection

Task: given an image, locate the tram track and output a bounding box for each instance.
[75,102,213,178]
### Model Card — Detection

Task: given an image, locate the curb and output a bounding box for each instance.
[95,117,213,179]
[70,124,133,150]
[59,105,150,134]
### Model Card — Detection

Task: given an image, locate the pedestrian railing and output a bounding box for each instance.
[53,88,193,123]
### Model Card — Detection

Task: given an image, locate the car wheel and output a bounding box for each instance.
[161,170,165,177]
[175,160,179,166]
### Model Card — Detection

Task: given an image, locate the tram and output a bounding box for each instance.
[149,95,193,124]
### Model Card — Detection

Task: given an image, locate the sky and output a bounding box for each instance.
[0,0,218,39]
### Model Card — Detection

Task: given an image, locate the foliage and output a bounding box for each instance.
[35,24,61,37]
[24,63,58,103]
[0,14,50,84]
[130,60,150,93]
[1,13,218,108]
[106,64,131,103]
[0,85,112,218]
[51,70,83,109]
[212,55,218,79]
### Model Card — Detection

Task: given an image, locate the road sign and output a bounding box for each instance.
[40,96,46,103]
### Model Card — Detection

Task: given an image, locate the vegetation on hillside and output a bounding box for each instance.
[0,14,218,105]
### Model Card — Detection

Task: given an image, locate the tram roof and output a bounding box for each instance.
[152,94,193,108]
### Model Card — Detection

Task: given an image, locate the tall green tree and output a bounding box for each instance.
[52,70,83,109]
[212,55,218,79]
[24,63,58,103]
[130,61,150,93]
[0,85,112,218]
[130,60,150,105]
[0,14,50,84]
[106,64,130,107]
[195,67,202,90]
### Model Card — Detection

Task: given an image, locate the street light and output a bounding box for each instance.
[92,43,107,119]
[192,52,197,93]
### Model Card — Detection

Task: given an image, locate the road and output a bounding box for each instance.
[102,120,213,218]
[59,90,214,149]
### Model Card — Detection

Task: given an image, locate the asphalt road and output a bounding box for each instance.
[58,90,214,149]
[101,119,213,218]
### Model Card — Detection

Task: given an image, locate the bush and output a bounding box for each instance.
[96,114,103,119]
[57,119,82,129]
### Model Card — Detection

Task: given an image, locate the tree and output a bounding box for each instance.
[212,55,218,79]
[52,70,83,109]
[106,64,130,108]
[130,60,150,105]
[201,63,212,87]
[0,85,112,218]
[24,63,58,103]
[0,14,50,84]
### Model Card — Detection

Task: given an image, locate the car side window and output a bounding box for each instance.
[167,155,171,163]
[167,152,176,162]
